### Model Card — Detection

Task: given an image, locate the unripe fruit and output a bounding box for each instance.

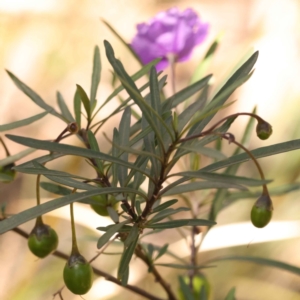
[90,195,118,216]
[63,253,93,295]
[178,274,210,300]
[0,163,16,183]
[256,121,272,140]
[251,194,273,228]
[28,223,58,258]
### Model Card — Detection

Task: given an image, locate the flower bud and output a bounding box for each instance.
[256,121,272,140]
[251,194,273,228]
[28,222,58,258]
[63,252,93,295]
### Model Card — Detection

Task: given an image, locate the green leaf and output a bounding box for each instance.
[177,86,208,133]
[118,235,139,279]
[101,19,143,65]
[179,145,227,160]
[208,255,300,276]
[0,111,48,132]
[201,139,300,172]
[146,219,215,229]
[40,182,73,196]
[148,207,190,224]
[73,90,81,127]
[225,287,236,300]
[155,263,209,270]
[107,206,119,223]
[97,220,129,249]
[6,135,152,181]
[104,40,172,147]
[57,92,75,123]
[151,199,178,214]
[6,70,64,121]
[99,58,160,111]
[45,175,97,190]
[161,181,246,197]
[154,243,168,261]
[163,74,212,111]
[174,171,271,187]
[0,187,139,235]
[0,148,36,167]
[124,224,139,248]
[190,34,221,84]
[90,45,101,111]
[118,107,131,187]
[76,84,91,120]
[87,130,103,173]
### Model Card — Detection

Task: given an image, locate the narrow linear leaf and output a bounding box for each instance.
[97,220,129,249]
[146,219,215,229]
[73,90,81,127]
[57,92,75,123]
[201,139,300,172]
[6,135,152,181]
[154,244,168,261]
[0,148,36,167]
[76,84,91,119]
[208,255,300,276]
[149,207,190,224]
[0,187,143,235]
[151,199,178,214]
[118,236,139,279]
[40,182,73,196]
[0,111,48,132]
[90,45,101,110]
[6,70,64,121]
[161,181,246,197]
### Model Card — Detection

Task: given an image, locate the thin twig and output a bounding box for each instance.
[3,222,165,300]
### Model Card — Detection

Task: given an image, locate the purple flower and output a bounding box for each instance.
[131,7,209,71]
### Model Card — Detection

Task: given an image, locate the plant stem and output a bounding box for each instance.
[178,112,266,143]
[135,244,178,300]
[4,221,164,300]
[69,202,79,254]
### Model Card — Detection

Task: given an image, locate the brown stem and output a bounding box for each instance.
[178,112,266,143]
[135,244,178,300]
[221,133,269,195]
[4,221,164,300]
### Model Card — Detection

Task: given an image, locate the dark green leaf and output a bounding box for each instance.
[73,90,81,127]
[207,255,300,276]
[154,244,168,261]
[124,224,139,248]
[107,206,119,223]
[57,92,75,123]
[0,111,48,132]
[151,199,178,214]
[201,139,300,172]
[90,45,101,110]
[6,70,64,121]
[146,219,215,229]
[6,135,152,181]
[97,220,129,249]
[76,84,91,119]
[148,207,190,224]
[0,148,36,167]
[40,182,73,195]
[0,187,138,235]
[174,171,271,187]
[161,181,246,197]
[118,235,139,279]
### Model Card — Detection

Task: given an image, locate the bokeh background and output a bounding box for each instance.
[1,0,300,299]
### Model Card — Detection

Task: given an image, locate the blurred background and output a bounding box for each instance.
[1,0,300,299]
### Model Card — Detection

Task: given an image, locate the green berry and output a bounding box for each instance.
[90,195,118,216]
[63,253,93,295]
[256,121,272,140]
[28,223,58,258]
[178,274,210,300]
[251,194,273,228]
